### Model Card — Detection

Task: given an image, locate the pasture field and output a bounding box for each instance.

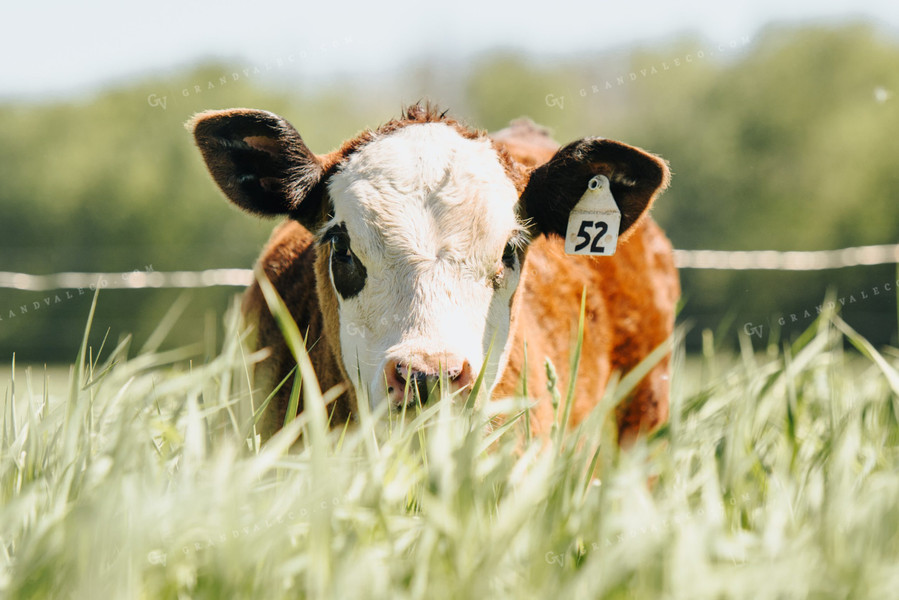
[1,292,898,599]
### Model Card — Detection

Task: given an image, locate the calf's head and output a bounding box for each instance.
[191,106,668,410]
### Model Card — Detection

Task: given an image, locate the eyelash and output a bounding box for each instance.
[504,231,529,265]
[322,228,355,264]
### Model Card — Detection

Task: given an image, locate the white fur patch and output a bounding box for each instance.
[326,123,523,407]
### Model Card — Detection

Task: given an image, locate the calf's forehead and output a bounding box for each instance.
[326,123,521,260]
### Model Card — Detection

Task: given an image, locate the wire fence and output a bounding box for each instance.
[672,243,899,271]
[0,269,253,292]
[1,244,897,292]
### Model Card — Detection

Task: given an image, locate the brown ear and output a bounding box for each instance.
[189,108,326,228]
[520,138,670,241]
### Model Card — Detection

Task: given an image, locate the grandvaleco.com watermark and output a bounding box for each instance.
[147,37,353,111]
[743,277,897,339]
[545,37,752,110]
[0,265,154,324]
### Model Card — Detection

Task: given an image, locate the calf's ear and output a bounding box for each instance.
[189,108,326,228]
[520,138,670,241]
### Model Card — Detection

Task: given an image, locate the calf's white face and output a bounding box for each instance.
[324,123,526,407]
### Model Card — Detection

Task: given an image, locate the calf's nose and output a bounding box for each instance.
[384,355,473,405]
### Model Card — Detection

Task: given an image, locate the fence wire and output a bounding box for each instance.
[673,243,899,271]
[0,269,254,292]
[1,244,897,292]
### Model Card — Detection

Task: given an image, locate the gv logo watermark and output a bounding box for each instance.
[544,94,564,110]
[743,322,764,339]
[147,94,167,110]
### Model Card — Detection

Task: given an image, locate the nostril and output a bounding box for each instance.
[393,363,431,402]
[408,370,430,402]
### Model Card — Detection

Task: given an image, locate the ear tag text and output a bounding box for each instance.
[564,175,621,256]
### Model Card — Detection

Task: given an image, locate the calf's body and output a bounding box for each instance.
[191,106,679,444]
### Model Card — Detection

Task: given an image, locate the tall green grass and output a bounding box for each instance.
[1,291,898,599]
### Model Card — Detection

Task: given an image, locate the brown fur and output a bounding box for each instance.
[225,106,678,443]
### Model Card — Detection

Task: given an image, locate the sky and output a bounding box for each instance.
[2,0,898,100]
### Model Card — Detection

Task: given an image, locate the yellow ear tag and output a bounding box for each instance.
[564,174,621,256]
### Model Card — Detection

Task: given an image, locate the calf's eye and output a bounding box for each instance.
[331,235,353,263]
[502,241,517,269]
[326,227,367,299]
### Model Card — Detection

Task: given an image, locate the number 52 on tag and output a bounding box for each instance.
[564,175,621,256]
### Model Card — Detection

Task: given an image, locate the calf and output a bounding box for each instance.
[190,105,679,444]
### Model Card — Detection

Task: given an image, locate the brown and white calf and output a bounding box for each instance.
[190,105,679,444]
